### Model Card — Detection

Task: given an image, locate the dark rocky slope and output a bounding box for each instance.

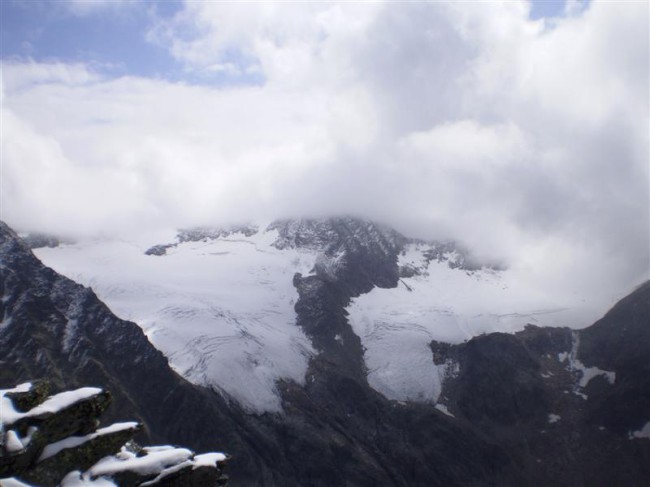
[431,282,650,486]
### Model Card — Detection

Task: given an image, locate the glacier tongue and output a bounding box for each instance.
[347,242,603,404]
[35,228,317,413]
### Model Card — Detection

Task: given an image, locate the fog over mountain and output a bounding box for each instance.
[1,0,648,305]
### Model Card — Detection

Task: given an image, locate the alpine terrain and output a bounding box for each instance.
[1,218,649,486]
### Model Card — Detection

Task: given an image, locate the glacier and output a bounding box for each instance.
[346,241,606,403]
[35,228,317,413]
[34,222,610,412]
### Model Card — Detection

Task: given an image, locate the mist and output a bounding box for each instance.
[1,0,648,305]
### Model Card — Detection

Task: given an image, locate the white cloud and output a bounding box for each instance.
[63,0,137,17]
[1,0,648,303]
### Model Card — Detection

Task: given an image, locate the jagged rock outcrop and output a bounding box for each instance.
[0,381,228,486]
[144,224,258,256]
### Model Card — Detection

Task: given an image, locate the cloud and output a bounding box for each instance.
[1,0,648,303]
[62,0,138,17]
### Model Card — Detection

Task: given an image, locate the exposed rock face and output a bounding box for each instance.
[144,225,259,256]
[280,218,405,377]
[578,281,650,436]
[178,225,259,243]
[0,381,228,486]
[431,289,650,487]
[1,219,649,486]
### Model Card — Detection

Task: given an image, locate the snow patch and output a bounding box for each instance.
[1,384,102,427]
[559,332,616,389]
[61,471,118,486]
[4,430,24,453]
[435,404,454,417]
[90,446,193,477]
[548,414,561,423]
[39,422,139,461]
[193,452,228,468]
[629,422,650,440]
[64,443,227,485]
[314,250,346,280]
[0,478,36,487]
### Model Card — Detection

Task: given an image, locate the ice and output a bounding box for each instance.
[34,231,612,411]
[347,243,604,403]
[35,229,317,413]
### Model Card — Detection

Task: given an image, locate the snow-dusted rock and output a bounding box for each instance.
[0,381,229,486]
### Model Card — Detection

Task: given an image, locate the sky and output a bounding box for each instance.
[0,0,648,303]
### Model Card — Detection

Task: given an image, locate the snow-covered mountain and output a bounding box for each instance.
[2,219,649,486]
[34,217,607,413]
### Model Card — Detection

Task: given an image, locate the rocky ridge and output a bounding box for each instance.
[0,381,228,486]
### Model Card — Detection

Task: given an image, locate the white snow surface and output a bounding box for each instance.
[347,242,607,403]
[0,478,36,487]
[35,228,317,413]
[558,332,616,391]
[4,430,24,453]
[630,422,650,440]
[60,472,117,486]
[90,446,193,477]
[34,232,613,410]
[193,452,228,468]
[64,445,228,487]
[39,422,139,461]
[1,385,102,426]
[434,404,454,417]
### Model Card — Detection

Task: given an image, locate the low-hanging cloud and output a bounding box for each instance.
[1,0,648,304]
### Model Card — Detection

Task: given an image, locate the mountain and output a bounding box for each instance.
[3,218,649,485]
[31,217,598,413]
[0,221,265,483]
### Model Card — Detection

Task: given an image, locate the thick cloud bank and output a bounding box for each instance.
[1,1,648,303]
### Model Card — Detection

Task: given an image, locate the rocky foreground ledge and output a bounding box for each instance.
[0,381,229,486]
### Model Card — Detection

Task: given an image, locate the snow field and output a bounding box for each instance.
[36,229,317,413]
[347,243,605,403]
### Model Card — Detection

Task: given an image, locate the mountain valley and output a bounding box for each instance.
[1,218,648,486]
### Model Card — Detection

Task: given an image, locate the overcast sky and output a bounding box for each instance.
[1,0,648,302]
